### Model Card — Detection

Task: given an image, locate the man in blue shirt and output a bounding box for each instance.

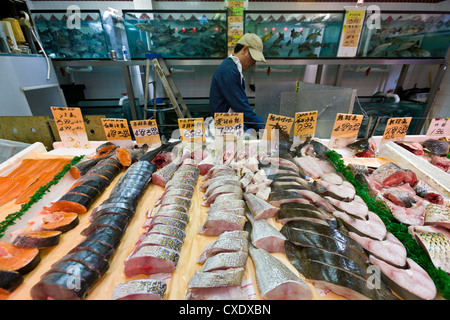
[209,33,266,130]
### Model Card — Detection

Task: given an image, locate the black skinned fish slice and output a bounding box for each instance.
[69,155,112,179]
[0,270,23,294]
[74,175,111,191]
[44,260,100,285]
[84,227,124,250]
[54,250,110,279]
[90,206,135,222]
[69,239,115,261]
[67,185,102,201]
[81,214,130,237]
[31,272,92,300]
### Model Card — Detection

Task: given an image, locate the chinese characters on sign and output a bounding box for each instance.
[263,113,294,141]
[101,118,132,141]
[51,106,89,148]
[426,118,450,138]
[382,117,412,141]
[214,113,244,138]
[294,111,318,136]
[178,118,205,141]
[342,10,365,47]
[331,113,363,138]
[130,119,161,146]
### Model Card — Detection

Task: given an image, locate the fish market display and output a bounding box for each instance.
[358,11,450,58]
[245,11,344,58]
[32,11,109,59]
[111,279,167,300]
[123,10,227,59]
[30,154,157,300]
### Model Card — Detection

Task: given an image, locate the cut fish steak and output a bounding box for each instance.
[243,193,278,220]
[247,213,286,253]
[333,210,387,241]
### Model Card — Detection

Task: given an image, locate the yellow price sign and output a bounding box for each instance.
[294,111,318,136]
[101,118,132,141]
[263,113,294,141]
[382,117,412,141]
[214,112,244,137]
[51,106,89,148]
[178,118,205,141]
[331,113,363,138]
[130,119,161,145]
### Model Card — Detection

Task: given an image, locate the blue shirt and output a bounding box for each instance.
[209,57,263,130]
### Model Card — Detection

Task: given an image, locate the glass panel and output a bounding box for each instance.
[244,11,345,58]
[123,10,227,59]
[31,10,109,60]
[358,11,450,58]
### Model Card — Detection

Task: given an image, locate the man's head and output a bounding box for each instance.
[234,33,266,71]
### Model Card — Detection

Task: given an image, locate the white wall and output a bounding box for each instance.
[27,0,450,121]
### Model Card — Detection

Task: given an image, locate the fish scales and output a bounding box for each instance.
[200,251,248,272]
[111,279,167,300]
[249,244,312,300]
[138,233,183,252]
[188,268,245,288]
[413,231,450,273]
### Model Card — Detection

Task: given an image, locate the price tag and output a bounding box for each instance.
[130,119,161,146]
[51,106,89,148]
[331,113,363,138]
[101,118,132,141]
[294,111,318,136]
[382,117,412,141]
[228,1,244,8]
[178,118,205,142]
[262,113,294,141]
[215,113,244,137]
[426,118,450,137]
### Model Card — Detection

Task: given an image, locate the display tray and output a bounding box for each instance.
[0,146,350,300]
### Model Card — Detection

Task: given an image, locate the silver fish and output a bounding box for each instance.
[243,193,278,220]
[131,245,179,266]
[199,211,247,236]
[209,199,245,213]
[248,244,313,300]
[160,196,192,211]
[137,233,183,252]
[150,215,187,231]
[148,224,186,241]
[204,179,241,198]
[154,209,190,223]
[111,279,167,300]
[197,236,248,264]
[247,213,286,253]
[185,268,246,300]
[200,251,248,272]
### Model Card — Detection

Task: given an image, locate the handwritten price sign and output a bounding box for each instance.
[130,119,161,145]
[178,118,205,142]
[51,106,89,148]
[331,113,363,138]
[101,118,132,141]
[294,111,318,136]
[382,117,412,141]
[215,113,244,138]
[426,118,450,137]
[262,113,294,141]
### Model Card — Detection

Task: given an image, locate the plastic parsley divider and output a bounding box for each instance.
[325,150,450,300]
[0,155,85,239]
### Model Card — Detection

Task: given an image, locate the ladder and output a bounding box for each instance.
[143,55,192,120]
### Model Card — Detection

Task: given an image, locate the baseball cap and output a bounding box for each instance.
[237,33,266,63]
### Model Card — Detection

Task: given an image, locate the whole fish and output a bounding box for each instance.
[370,42,392,55]
[248,244,312,300]
[306,31,321,41]
[396,40,419,52]
[272,33,285,46]
[262,31,273,43]
[290,28,302,39]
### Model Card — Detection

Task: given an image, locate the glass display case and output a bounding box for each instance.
[357,11,450,58]
[31,10,110,60]
[123,10,228,59]
[244,11,345,58]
